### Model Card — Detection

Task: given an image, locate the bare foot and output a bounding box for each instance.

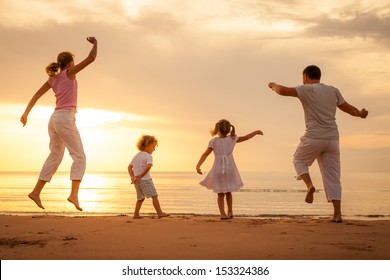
[133,215,144,219]
[305,186,316,204]
[221,216,231,220]
[28,193,45,209]
[158,213,170,218]
[332,213,343,223]
[67,197,83,211]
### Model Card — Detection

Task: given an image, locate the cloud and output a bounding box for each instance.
[2,0,390,172]
[0,0,130,28]
[302,5,390,46]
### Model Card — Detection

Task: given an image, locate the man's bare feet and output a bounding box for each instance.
[28,193,45,209]
[133,215,144,219]
[67,197,83,211]
[305,186,316,203]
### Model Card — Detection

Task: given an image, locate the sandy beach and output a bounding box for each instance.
[1,214,389,260]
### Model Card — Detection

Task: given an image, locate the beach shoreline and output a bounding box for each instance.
[1,211,389,220]
[1,214,390,260]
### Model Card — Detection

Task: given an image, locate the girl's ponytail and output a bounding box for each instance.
[45,62,60,77]
[210,122,219,136]
[230,124,236,137]
[45,51,74,77]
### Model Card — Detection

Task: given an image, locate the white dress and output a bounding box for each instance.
[200,136,244,193]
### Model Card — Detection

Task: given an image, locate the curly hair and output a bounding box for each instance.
[136,135,158,151]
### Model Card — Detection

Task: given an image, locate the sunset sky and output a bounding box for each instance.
[1,0,389,173]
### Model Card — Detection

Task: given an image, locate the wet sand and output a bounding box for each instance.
[1,215,390,260]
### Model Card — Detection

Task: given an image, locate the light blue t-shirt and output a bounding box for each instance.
[296,83,345,140]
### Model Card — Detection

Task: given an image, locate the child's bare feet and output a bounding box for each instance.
[28,193,45,209]
[305,186,316,204]
[133,215,144,219]
[332,213,343,223]
[67,196,83,211]
[158,213,170,218]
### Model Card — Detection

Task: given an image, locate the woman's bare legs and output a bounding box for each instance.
[67,180,83,211]
[29,179,82,211]
[28,179,47,209]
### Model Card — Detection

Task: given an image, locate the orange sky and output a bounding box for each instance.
[1,0,389,173]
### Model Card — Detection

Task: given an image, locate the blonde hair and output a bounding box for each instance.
[45,51,74,77]
[210,119,236,137]
[136,135,158,151]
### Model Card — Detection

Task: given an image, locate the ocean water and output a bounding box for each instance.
[0,171,389,220]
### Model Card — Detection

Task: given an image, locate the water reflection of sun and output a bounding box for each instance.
[80,174,111,211]
[82,174,108,189]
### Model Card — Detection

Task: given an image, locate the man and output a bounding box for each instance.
[268,65,368,222]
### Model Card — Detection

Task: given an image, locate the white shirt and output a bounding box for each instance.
[130,151,153,180]
[296,83,345,140]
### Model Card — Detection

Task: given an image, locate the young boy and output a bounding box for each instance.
[127,135,169,219]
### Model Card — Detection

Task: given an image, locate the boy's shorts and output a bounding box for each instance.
[135,179,158,200]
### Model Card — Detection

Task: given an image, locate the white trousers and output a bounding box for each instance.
[39,109,86,182]
[293,136,341,201]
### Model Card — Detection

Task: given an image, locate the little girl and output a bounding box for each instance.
[196,119,263,220]
[128,135,169,219]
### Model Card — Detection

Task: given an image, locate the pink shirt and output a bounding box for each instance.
[48,69,78,110]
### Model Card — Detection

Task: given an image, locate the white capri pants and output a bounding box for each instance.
[293,136,341,201]
[39,109,86,182]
